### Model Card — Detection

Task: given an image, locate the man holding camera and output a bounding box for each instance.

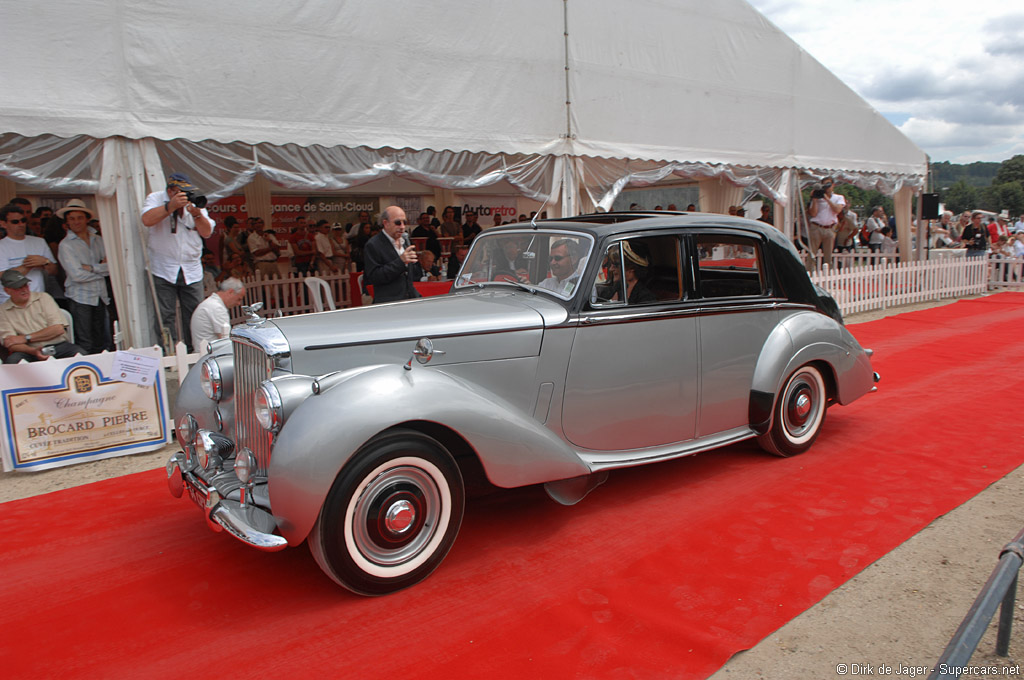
[807,177,846,266]
[141,172,214,350]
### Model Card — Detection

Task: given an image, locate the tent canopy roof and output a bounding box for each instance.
[0,0,926,178]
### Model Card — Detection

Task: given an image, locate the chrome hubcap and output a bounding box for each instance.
[385,500,416,535]
[794,393,811,420]
[352,465,441,567]
[783,371,821,439]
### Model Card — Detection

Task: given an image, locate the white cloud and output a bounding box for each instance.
[747,0,1024,162]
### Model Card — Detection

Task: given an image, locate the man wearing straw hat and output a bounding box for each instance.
[56,198,110,354]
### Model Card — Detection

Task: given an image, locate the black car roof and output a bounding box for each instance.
[485,211,840,323]
[493,211,789,247]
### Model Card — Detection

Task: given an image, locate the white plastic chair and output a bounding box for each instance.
[60,308,74,344]
[304,276,336,313]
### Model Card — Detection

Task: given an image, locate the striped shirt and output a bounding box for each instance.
[58,228,110,305]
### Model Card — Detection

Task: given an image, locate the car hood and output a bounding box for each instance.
[264,289,568,374]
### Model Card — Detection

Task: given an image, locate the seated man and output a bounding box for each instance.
[410,250,441,282]
[190,277,246,354]
[0,269,83,363]
[493,237,530,283]
[537,238,585,296]
[447,244,469,281]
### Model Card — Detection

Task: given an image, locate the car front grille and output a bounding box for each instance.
[233,338,274,476]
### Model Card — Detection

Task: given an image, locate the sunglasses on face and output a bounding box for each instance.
[392,220,407,226]
[550,254,567,262]
[5,218,25,225]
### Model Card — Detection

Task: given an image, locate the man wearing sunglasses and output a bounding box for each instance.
[538,238,583,296]
[0,204,57,304]
[363,206,421,304]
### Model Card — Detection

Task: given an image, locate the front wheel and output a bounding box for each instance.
[757,364,827,457]
[309,430,465,596]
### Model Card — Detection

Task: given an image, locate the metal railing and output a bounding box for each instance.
[928,526,1024,679]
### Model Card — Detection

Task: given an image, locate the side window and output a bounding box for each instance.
[591,236,682,307]
[695,235,765,298]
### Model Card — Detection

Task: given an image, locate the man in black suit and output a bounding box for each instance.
[363,206,421,303]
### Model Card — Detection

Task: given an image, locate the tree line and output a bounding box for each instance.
[933,157,1024,216]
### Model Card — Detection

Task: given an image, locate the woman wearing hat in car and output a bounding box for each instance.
[599,241,656,304]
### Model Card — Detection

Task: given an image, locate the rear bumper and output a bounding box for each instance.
[167,452,287,552]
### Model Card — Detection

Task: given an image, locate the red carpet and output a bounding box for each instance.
[2,293,1023,679]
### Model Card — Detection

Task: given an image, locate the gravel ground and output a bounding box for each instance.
[2,295,1022,679]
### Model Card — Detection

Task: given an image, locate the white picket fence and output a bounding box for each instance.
[808,254,999,316]
[987,256,1024,290]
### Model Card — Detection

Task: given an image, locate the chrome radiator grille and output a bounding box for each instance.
[233,339,274,476]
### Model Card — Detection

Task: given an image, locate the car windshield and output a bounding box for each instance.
[452,230,594,300]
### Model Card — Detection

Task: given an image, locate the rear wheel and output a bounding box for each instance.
[310,430,464,595]
[757,364,827,457]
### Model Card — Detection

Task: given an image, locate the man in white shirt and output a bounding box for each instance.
[190,278,246,354]
[537,238,585,297]
[313,220,340,273]
[0,204,57,304]
[141,173,214,350]
[247,224,281,277]
[807,177,846,267]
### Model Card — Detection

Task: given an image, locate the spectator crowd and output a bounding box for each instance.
[3,178,1023,363]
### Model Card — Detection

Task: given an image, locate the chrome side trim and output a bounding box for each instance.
[305,324,544,351]
[578,307,701,326]
[578,426,756,471]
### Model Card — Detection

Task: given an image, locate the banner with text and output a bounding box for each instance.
[0,348,169,472]
[207,196,380,233]
[455,195,521,228]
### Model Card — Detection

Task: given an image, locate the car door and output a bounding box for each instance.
[561,233,698,451]
[691,231,781,437]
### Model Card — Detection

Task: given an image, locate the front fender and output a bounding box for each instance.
[171,344,233,438]
[748,311,874,433]
[267,364,590,546]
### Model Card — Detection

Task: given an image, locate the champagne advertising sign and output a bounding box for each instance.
[1,349,169,472]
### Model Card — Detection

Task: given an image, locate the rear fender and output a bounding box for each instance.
[267,364,589,545]
[748,312,869,433]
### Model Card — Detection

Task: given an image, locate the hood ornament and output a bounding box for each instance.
[242,302,266,326]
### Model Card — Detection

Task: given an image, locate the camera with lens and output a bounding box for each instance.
[184,189,208,209]
[810,188,826,200]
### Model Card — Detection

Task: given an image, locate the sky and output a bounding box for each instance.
[747,0,1024,164]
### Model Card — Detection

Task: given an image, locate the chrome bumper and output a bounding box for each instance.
[166,452,287,552]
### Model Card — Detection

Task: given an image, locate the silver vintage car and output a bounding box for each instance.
[168,212,878,595]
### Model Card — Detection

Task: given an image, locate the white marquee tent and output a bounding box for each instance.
[0,0,928,348]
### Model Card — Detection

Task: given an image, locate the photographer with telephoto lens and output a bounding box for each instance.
[141,172,214,351]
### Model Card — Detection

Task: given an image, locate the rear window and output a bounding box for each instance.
[694,235,765,298]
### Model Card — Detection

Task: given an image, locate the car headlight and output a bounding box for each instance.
[196,429,234,470]
[176,414,198,448]
[255,382,283,433]
[200,358,223,401]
